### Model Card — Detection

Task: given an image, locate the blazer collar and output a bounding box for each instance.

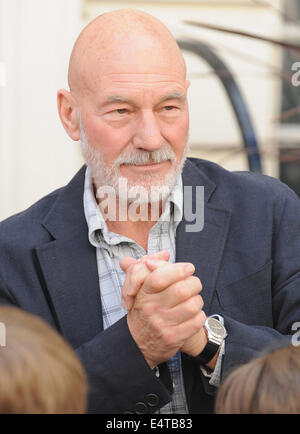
[41,165,88,240]
[35,165,103,347]
[182,159,217,203]
[177,159,231,313]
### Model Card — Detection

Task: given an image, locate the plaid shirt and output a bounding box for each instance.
[83,167,223,413]
[83,166,189,413]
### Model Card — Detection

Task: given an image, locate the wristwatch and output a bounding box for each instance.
[188,315,227,365]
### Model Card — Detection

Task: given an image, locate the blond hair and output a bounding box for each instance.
[215,344,300,414]
[0,306,87,413]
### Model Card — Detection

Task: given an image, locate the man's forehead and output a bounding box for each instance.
[105,91,184,103]
[81,69,186,100]
[77,51,186,95]
[98,90,186,107]
[91,77,187,103]
[94,69,186,87]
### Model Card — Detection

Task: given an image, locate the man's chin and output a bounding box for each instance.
[117,179,171,205]
[91,159,183,205]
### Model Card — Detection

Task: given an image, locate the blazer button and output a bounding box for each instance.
[135,402,148,414]
[146,393,159,407]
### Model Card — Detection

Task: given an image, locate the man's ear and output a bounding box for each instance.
[57,89,80,141]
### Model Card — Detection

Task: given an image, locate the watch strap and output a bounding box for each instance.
[186,340,220,366]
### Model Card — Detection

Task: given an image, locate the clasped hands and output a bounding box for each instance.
[120,250,208,370]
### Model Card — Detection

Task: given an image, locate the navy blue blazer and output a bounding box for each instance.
[0,158,299,413]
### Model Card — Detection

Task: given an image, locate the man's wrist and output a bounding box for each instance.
[204,346,220,370]
[181,326,208,357]
[184,332,220,370]
[183,315,226,370]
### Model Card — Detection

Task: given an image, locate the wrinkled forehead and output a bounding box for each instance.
[85,73,188,109]
[93,48,185,87]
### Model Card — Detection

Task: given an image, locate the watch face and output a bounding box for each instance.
[207,317,226,338]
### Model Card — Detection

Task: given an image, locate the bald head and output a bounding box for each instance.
[68,9,186,95]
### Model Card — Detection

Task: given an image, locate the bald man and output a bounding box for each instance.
[0,9,300,414]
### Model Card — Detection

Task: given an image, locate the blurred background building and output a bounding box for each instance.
[0,0,300,220]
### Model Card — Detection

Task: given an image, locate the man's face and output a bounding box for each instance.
[78,36,190,200]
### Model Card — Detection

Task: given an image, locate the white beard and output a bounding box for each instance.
[79,115,189,205]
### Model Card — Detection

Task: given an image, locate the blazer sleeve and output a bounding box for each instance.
[0,273,173,413]
[221,184,300,378]
[75,315,173,414]
[0,273,18,306]
[0,252,174,414]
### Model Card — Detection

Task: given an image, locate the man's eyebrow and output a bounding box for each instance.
[105,95,131,104]
[102,92,185,106]
[158,92,185,103]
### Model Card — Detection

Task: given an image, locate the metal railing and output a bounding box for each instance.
[178,39,262,173]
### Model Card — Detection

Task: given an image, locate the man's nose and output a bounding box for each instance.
[132,111,164,151]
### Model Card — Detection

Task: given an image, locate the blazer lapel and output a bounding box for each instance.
[176,160,231,313]
[34,166,103,348]
[178,160,231,408]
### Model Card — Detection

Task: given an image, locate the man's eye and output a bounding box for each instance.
[163,106,180,113]
[115,108,127,114]
[104,108,130,121]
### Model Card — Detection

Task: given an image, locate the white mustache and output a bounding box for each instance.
[115,146,176,166]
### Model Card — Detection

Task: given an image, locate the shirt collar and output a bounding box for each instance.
[83,166,183,248]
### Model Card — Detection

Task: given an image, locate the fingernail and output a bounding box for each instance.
[122,299,128,310]
[185,263,195,273]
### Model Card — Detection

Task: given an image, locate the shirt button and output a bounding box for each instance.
[135,402,148,414]
[146,393,159,407]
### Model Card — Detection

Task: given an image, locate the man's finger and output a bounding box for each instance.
[122,259,171,310]
[120,250,170,273]
[122,262,152,310]
[144,259,193,273]
[125,260,189,297]
[139,250,170,263]
[142,262,195,294]
[159,276,203,310]
[120,256,139,272]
